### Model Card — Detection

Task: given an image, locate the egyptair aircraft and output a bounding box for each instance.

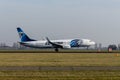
[17,27,95,52]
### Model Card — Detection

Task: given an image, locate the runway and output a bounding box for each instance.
[0,66,120,71]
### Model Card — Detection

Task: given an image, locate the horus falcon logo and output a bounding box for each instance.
[70,39,79,47]
[19,32,24,38]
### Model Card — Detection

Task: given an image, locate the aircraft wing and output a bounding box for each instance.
[46,37,63,48]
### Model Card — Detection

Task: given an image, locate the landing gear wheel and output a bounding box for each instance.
[55,48,59,52]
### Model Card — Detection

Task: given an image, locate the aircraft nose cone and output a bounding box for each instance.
[91,41,96,45]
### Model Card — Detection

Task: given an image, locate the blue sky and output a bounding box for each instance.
[0,0,120,46]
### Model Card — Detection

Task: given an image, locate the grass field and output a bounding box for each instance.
[0,52,120,80]
[0,53,119,66]
[0,71,120,80]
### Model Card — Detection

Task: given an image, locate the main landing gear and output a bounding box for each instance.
[55,48,59,52]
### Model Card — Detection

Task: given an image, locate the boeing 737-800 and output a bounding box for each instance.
[17,27,95,52]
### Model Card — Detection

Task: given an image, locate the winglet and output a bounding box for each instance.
[46,37,63,48]
[46,37,51,43]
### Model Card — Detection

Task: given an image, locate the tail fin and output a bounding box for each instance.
[17,27,36,42]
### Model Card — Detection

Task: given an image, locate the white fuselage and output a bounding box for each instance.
[20,39,95,49]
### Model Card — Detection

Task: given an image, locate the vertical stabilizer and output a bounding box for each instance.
[17,27,36,42]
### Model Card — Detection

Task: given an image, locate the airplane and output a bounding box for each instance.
[17,27,95,52]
